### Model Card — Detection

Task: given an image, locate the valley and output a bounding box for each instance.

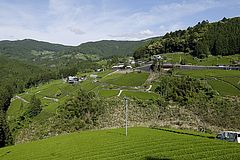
[0,14,239,160]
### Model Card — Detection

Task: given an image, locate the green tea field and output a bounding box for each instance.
[100,72,149,87]
[0,127,239,160]
[176,69,240,96]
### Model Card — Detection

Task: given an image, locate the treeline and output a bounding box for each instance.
[134,17,240,59]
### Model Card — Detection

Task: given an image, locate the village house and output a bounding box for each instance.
[67,76,79,84]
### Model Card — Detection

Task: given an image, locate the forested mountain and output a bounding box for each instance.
[0,39,71,61]
[0,54,102,147]
[134,17,240,59]
[67,40,145,57]
[0,39,146,63]
[0,55,55,147]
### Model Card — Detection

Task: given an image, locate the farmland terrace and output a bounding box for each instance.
[0,127,240,160]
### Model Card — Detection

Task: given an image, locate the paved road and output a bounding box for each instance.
[137,63,240,72]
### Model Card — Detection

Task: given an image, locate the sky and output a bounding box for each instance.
[0,0,239,45]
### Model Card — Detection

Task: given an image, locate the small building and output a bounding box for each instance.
[67,76,79,84]
[95,68,104,72]
[217,131,240,143]
[151,55,163,60]
[126,65,132,69]
[112,64,125,70]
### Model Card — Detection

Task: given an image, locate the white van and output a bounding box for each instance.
[217,131,240,143]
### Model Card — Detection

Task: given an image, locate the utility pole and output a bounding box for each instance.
[124,97,128,136]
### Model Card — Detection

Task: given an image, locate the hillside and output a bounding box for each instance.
[68,40,145,57]
[0,55,57,147]
[0,39,71,62]
[0,39,147,64]
[134,17,240,59]
[0,127,240,160]
[5,67,239,144]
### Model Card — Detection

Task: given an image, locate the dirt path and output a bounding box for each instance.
[15,96,30,103]
[102,70,118,79]
[43,97,59,102]
[117,90,123,97]
[146,85,152,92]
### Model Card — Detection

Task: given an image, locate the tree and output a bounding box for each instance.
[28,95,42,117]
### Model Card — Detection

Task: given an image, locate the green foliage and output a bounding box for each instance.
[155,76,215,103]
[154,75,240,129]
[27,95,42,117]
[72,40,145,57]
[58,90,104,128]
[0,39,70,62]
[134,17,240,59]
[1,127,240,160]
[0,110,12,147]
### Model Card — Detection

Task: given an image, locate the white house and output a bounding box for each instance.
[67,76,79,84]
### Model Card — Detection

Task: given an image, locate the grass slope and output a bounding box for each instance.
[207,79,240,96]
[121,91,159,100]
[176,69,240,96]
[101,72,149,86]
[98,90,119,97]
[0,127,240,160]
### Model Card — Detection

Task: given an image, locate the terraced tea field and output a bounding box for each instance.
[100,72,149,86]
[0,127,239,160]
[176,69,240,96]
[121,91,159,100]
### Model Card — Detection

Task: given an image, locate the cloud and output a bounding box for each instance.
[68,27,85,35]
[0,0,239,45]
[140,29,154,36]
[108,29,154,40]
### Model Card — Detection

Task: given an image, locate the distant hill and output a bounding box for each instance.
[0,39,71,61]
[134,17,240,59]
[68,40,146,58]
[0,39,149,63]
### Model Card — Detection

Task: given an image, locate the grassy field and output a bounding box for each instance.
[98,89,119,97]
[0,127,240,160]
[207,79,240,96]
[121,91,159,100]
[101,72,149,86]
[219,77,240,89]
